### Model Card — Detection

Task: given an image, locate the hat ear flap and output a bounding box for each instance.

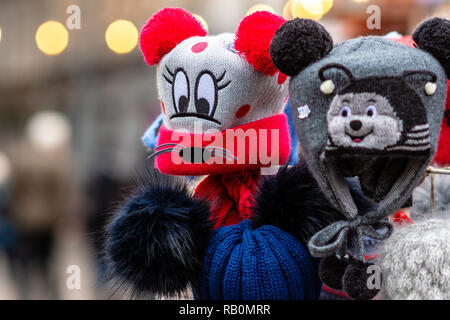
[140,8,207,66]
[269,19,333,77]
[412,17,450,77]
[234,11,286,76]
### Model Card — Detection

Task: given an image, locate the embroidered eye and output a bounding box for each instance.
[195,72,218,116]
[340,106,352,117]
[366,105,377,117]
[172,69,190,113]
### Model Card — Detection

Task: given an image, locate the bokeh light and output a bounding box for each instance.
[287,0,335,20]
[246,4,276,16]
[193,14,209,32]
[35,21,69,55]
[105,19,138,54]
[291,0,324,20]
[301,0,324,15]
[0,151,11,186]
[320,0,334,15]
[26,111,72,151]
[283,0,294,19]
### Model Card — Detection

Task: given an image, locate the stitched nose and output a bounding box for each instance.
[350,120,362,131]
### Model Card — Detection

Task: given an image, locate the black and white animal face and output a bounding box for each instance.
[327,92,403,150]
[321,64,436,156]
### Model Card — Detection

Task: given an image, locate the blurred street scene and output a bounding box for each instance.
[0,0,448,299]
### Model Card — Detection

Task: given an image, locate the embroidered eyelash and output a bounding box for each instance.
[163,67,231,90]
[217,71,231,90]
[163,66,175,84]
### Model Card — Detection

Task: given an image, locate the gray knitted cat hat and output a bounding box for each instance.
[269,18,449,263]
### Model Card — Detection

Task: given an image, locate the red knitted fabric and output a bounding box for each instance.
[155,114,291,176]
[194,169,261,229]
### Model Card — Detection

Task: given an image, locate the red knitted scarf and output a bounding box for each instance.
[194,169,261,229]
[155,114,290,176]
[153,114,291,228]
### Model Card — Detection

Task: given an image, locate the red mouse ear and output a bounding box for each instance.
[234,11,286,76]
[140,8,207,66]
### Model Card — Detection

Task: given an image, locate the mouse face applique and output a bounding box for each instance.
[327,92,403,150]
[320,64,436,157]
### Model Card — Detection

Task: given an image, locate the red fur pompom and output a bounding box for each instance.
[433,79,450,166]
[140,8,207,66]
[235,11,286,76]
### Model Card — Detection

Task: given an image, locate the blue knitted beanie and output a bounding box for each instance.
[198,220,322,300]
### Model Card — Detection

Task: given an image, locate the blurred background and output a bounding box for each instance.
[0,0,448,300]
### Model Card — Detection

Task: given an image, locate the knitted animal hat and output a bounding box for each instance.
[270,18,449,261]
[140,8,290,175]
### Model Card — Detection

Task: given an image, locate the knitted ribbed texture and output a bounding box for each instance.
[198,220,322,300]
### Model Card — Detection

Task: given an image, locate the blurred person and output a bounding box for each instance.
[9,142,69,299]
[0,152,15,257]
[86,171,130,296]
[7,111,88,299]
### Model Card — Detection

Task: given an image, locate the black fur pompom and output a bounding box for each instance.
[342,260,381,300]
[252,163,346,246]
[104,169,213,297]
[269,19,333,77]
[318,255,349,290]
[412,17,450,77]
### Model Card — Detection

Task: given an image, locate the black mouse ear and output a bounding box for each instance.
[269,18,333,77]
[318,63,355,95]
[402,70,438,96]
[412,17,450,77]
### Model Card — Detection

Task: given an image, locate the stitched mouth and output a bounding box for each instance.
[170,112,222,125]
[148,144,238,164]
[346,130,373,143]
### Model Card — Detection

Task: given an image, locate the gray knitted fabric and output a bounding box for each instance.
[380,217,450,300]
[157,33,288,133]
[411,174,450,219]
[288,37,447,260]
